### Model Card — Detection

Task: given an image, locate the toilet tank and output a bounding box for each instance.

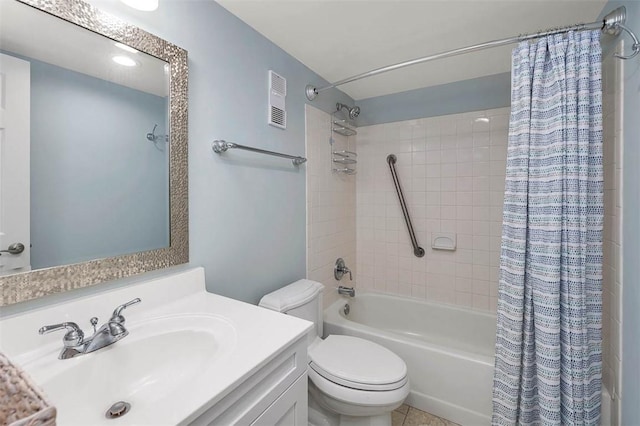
[259,279,324,338]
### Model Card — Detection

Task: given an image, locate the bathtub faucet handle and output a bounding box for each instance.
[344,268,353,281]
[334,258,353,281]
[338,286,355,297]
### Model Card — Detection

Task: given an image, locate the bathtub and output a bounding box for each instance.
[323,292,497,425]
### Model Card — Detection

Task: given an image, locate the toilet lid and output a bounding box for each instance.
[309,335,408,391]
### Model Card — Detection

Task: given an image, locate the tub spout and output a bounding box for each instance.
[338,286,355,297]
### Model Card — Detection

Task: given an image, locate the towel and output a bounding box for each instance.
[0,352,56,426]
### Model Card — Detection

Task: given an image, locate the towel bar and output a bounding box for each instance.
[212,140,307,166]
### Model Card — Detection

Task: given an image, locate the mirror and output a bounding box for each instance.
[0,0,188,305]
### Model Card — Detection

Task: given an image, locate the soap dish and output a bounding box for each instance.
[431,233,456,251]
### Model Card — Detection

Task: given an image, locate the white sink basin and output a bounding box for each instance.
[17,314,237,425]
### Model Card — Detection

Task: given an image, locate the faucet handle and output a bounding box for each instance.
[38,322,84,347]
[334,258,353,281]
[110,298,141,324]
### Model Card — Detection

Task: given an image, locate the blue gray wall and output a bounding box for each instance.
[25,57,169,269]
[357,72,511,125]
[73,0,352,304]
[598,1,640,422]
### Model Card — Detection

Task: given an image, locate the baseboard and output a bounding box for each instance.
[405,390,490,426]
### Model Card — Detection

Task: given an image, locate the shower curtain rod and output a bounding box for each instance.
[305,6,639,101]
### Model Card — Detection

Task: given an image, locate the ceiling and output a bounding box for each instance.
[216,0,608,100]
[0,0,168,97]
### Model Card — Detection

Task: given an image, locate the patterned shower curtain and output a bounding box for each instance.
[492,30,603,426]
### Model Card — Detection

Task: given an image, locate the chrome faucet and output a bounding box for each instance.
[39,298,141,360]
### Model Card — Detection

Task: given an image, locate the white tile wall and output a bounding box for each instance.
[305,105,357,309]
[355,107,510,313]
[602,41,624,426]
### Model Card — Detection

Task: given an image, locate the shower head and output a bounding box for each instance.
[336,102,360,119]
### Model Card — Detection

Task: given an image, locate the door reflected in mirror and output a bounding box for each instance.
[0,0,170,275]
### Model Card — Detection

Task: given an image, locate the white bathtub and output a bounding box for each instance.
[323,292,497,425]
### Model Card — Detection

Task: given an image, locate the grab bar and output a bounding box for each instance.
[212,140,307,166]
[387,154,425,258]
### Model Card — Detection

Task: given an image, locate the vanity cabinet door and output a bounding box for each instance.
[250,373,307,426]
[190,336,308,426]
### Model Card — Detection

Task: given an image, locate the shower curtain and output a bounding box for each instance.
[492,30,603,426]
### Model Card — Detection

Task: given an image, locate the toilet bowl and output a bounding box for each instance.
[259,280,409,426]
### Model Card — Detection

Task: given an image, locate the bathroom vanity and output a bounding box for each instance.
[0,268,313,425]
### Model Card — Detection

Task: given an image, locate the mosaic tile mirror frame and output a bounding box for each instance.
[0,0,188,305]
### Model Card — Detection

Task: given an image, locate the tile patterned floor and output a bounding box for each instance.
[392,404,459,426]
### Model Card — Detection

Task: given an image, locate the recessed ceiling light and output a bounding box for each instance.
[112,56,137,67]
[114,42,138,54]
[474,118,490,123]
[120,0,158,11]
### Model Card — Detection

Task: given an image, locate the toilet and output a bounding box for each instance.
[259,279,410,426]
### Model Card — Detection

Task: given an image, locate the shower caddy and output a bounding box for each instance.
[330,103,358,175]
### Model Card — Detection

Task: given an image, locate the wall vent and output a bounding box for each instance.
[268,70,286,129]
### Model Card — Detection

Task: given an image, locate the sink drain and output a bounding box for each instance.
[105,401,131,419]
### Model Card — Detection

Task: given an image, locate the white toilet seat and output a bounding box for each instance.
[308,366,410,409]
[310,361,408,391]
[309,335,409,392]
